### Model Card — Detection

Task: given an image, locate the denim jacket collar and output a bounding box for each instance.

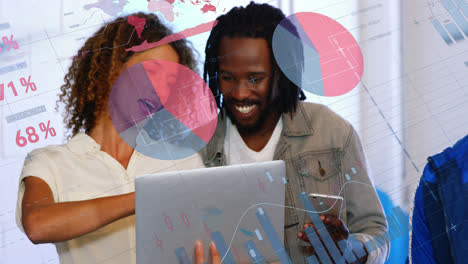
[282,102,315,137]
[202,102,314,165]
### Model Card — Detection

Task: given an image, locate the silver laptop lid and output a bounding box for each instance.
[136,160,287,264]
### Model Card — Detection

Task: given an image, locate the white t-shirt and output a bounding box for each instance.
[16,132,204,264]
[224,117,283,165]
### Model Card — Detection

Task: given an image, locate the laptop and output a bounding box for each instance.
[136,160,287,264]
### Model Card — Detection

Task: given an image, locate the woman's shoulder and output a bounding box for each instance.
[21,136,84,180]
[20,143,70,184]
[26,143,71,164]
[28,132,95,160]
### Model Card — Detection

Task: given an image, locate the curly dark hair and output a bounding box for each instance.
[204,1,306,117]
[57,12,197,136]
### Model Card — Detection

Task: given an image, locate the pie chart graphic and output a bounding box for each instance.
[108,60,218,160]
[272,12,363,97]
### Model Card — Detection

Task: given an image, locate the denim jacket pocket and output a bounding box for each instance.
[293,149,343,184]
[290,149,344,217]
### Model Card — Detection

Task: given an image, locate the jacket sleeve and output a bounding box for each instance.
[410,178,436,264]
[341,125,389,264]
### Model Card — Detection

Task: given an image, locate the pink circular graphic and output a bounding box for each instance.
[273,12,364,97]
[109,60,218,160]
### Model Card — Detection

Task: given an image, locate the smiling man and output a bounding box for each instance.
[199,2,389,264]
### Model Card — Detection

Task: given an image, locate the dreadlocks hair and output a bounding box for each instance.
[203,1,306,117]
[57,12,197,137]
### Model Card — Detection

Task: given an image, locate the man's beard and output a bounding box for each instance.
[223,96,279,134]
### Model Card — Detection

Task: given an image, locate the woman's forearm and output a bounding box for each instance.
[23,192,135,244]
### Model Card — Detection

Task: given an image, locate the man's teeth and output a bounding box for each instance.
[235,105,256,114]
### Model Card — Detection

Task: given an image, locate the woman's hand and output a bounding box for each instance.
[194,240,221,264]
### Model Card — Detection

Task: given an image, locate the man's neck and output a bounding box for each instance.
[237,112,281,152]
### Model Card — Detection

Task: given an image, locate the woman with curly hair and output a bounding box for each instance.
[15,13,204,264]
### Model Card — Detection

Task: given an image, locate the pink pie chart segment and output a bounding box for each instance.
[109,60,218,160]
[273,12,363,97]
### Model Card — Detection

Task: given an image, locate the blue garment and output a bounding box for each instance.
[411,134,468,264]
[376,190,409,264]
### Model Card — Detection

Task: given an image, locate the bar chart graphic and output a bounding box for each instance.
[136,161,287,264]
[255,207,292,264]
[445,22,464,42]
[211,231,236,264]
[138,162,410,264]
[298,192,344,264]
[430,0,468,45]
[166,193,410,264]
[245,240,266,264]
[296,191,410,264]
[170,206,290,264]
[174,247,191,264]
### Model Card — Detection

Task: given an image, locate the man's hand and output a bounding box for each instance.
[195,240,221,264]
[296,215,368,263]
[297,215,349,243]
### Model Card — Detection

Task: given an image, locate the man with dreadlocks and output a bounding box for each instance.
[199,2,389,263]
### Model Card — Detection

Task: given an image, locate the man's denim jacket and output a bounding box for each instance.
[200,102,389,263]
